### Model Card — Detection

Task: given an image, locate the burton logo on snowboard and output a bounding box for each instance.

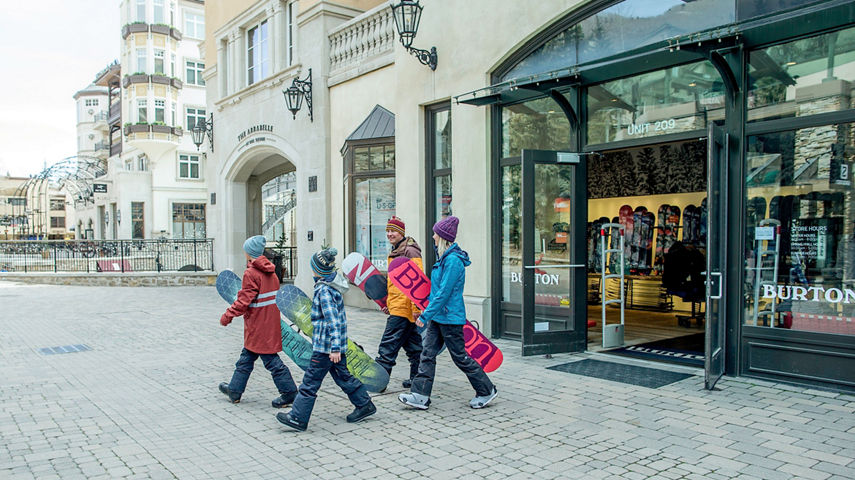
[388,257,504,373]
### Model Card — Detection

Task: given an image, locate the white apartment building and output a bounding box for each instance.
[74,0,207,241]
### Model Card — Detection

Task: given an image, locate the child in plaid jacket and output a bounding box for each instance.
[276,247,376,431]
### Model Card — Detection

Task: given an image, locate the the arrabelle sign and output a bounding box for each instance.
[237,124,273,142]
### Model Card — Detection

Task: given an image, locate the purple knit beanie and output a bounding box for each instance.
[432,215,459,242]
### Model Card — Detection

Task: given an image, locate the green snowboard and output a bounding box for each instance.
[276,284,390,392]
[215,270,312,371]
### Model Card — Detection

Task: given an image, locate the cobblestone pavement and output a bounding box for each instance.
[1,281,854,480]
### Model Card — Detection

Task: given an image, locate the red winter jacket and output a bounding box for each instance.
[223,256,282,354]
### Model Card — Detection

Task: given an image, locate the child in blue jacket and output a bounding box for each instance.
[399,216,497,410]
[277,247,376,431]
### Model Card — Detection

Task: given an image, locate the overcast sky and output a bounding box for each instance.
[0,0,119,177]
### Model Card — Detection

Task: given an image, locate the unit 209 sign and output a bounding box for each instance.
[626,118,677,136]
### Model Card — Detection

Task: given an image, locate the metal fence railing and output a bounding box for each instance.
[0,239,215,273]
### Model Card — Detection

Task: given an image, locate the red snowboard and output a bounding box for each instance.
[388,257,504,373]
[341,252,387,309]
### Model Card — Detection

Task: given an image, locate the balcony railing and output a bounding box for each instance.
[92,111,108,122]
[0,239,214,273]
[124,124,183,141]
[94,141,109,151]
[122,23,182,41]
[108,102,122,126]
[328,4,395,86]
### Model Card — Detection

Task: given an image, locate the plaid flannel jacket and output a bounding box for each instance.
[310,282,347,353]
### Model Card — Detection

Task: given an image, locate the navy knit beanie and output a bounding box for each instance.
[311,247,338,276]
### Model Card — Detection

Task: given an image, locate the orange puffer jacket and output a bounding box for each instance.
[386,237,423,322]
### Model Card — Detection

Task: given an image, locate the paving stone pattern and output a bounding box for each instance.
[1,281,853,479]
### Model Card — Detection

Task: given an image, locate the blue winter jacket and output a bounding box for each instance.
[420,243,471,325]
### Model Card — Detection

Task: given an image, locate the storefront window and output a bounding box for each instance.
[501,164,521,302]
[501,0,734,83]
[502,96,571,158]
[172,203,206,239]
[737,0,827,21]
[500,96,573,303]
[346,142,395,270]
[748,25,855,122]
[744,125,854,336]
[354,177,395,270]
[587,60,724,145]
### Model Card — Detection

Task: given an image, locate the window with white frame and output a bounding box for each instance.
[154,49,165,74]
[186,107,206,130]
[179,154,201,179]
[186,60,205,86]
[153,0,164,24]
[287,3,295,65]
[125,158,134,171]
[171,53,176,76]
[138,154,149,172]
[171,101,177,126]
[136,0,146,22]
[137,99,148,123]
[85,98,99,107]
[185,12,204,38]
[154,99,165,123]
[247,20,269,85]
[136,48,146,73]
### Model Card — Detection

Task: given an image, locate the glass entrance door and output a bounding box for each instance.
[705,123,727,389]
[520,149,587,355]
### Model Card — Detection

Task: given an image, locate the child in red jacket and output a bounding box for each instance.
[219,235,297,408]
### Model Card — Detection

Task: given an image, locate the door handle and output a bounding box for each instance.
[709,271,722,300]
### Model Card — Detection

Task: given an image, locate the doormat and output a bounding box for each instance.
[547,359,693,388]
[607,333,704,367]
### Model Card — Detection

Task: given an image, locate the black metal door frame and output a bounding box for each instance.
[520,149,588,355]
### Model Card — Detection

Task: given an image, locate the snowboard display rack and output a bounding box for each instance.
[600,223,626,348]
[750,219,781,326]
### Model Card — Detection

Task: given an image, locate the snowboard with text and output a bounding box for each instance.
[387,257,504,373]
[341,252,388,309]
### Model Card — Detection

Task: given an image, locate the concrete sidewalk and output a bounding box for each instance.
[1,281,853,479]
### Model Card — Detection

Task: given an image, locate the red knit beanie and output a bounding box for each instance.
[386,216,405,235]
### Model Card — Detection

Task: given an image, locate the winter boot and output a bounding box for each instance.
[276,412,307,432]
[398,392,430,410]
[346,401,377,423]
[219,382,241,403]
[272,391,297,408]
[469,387,498,409]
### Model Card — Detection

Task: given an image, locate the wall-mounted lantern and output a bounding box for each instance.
[390,0,437,70]
[283,68,313,122]
[191,113,214,152]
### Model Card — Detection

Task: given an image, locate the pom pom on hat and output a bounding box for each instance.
[386,216,405,235]
[243,235,266,258]
[311,247,338,276]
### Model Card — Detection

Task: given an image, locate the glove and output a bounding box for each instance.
[220,314,232,326]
